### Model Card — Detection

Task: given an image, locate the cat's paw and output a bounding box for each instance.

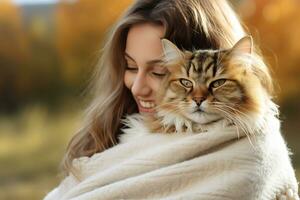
[276,188,299,200]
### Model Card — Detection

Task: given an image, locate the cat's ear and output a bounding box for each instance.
[161,39,183,62]
[231,36,253,55]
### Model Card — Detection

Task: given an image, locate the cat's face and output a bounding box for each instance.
[156,37,270,125]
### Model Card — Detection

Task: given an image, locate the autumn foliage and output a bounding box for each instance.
[0,0,299,111]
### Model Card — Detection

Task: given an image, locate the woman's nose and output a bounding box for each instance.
[131,72,151,97]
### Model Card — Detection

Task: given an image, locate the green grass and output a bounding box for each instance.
[0,104,81,200]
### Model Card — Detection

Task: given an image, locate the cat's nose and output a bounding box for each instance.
[193,97,205,106]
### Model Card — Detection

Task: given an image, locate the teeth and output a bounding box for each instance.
[140,100,156,108]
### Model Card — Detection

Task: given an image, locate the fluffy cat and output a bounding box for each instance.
[119,37,299,199]
[144,36,275,137]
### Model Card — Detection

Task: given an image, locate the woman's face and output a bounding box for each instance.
[124,23,167,115]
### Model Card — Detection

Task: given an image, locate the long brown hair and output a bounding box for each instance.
[62,0,266,176]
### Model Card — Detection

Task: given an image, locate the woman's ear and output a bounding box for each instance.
[231,36,253,55]
[161,39,183,63]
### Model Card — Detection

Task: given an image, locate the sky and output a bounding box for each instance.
[12,0,79,5]
[12,0,59,5]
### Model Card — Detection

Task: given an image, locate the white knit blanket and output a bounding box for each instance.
[44,115,299,200]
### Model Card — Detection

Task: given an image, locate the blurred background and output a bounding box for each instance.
[0,0,299,199]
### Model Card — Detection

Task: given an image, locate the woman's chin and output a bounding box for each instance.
[139,110,156,116]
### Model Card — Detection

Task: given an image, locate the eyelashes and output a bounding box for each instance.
[125,65,167,78]
[152,72,167,77]
[125,65,138,71]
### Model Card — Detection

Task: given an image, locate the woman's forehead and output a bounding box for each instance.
[125,23,165,64]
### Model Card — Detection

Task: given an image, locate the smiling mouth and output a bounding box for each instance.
[136,99,157,113]
[139,100,156,109]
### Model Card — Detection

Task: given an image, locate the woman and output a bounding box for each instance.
[45,0,298,199]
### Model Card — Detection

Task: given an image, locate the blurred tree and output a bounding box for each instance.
[55,0,133,87]
[238,0,300,101]
[0,0,29,112]
[21,3,64,107]
[0,0,27,62]
[1,0,299,113]
[0,0,135,113]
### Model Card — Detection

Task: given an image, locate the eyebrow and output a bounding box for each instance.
[125,52,164,67]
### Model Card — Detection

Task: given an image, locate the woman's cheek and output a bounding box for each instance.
[124,71,135,89]
[149,76,163,95]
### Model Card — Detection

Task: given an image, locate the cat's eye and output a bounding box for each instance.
[179,78,193,88]
[210,79,226,88]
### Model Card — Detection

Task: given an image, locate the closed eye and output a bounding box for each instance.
[126,65,138,71]
[152,72,167,77]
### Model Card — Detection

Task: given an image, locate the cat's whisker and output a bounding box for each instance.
[154,101,183,110]
[216,104,259,138]
[211,102,250,118]
[210,102,256,131]
[212,106,249,131]
[212,106,255,146]
[213,106,249,133]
